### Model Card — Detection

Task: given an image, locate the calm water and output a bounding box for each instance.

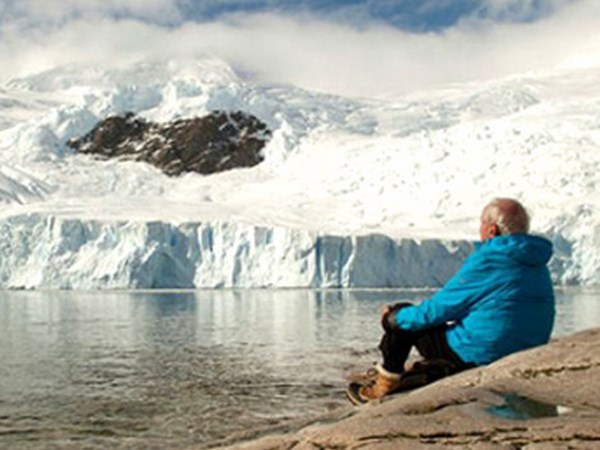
[0,288,598,449]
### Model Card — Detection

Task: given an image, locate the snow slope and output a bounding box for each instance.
[0,59,599,288]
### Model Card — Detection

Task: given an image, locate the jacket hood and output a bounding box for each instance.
[478,234,553,267]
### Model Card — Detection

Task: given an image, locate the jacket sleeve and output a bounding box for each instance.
[394,251,487,331]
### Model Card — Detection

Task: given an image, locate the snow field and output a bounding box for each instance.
[0,60,598,288]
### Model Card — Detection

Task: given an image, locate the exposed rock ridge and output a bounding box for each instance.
[67,111,271,176]
[202,328,600,450]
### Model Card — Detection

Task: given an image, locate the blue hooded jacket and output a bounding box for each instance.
[395,234,555,366]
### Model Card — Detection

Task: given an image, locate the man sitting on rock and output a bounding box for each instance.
[347,198,555,404]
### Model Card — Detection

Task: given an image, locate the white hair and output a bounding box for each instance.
[482,198,530,235]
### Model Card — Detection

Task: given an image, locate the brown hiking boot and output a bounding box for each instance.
[345,365,379,385]
[346,364,401,405]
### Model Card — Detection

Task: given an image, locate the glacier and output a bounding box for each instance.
[0,59,599,289]
[0,214,472,289]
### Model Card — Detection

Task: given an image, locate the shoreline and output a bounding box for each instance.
[199,327,600,449]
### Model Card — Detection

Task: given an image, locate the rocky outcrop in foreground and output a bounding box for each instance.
[202,328,600,449]
[67,111,271,176]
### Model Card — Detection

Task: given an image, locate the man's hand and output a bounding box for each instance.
[380,302,413,330]
[380,305,392,324]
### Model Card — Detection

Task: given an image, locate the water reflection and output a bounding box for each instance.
[486,393,561,421]
[554,288,600,336]
[0,288,597,449]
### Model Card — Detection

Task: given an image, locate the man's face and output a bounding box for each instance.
[479,218,487,242]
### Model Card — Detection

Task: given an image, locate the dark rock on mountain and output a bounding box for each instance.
[67,111,271,176]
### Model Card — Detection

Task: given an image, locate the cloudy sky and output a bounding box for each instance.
[1,0,599,97]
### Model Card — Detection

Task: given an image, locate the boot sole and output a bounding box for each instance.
[345,382,367,406]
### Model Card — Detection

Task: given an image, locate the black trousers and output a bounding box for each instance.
[379,303,469,375]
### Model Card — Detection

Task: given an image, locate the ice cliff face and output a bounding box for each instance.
[0,214,471,289]
[0,59,599,289]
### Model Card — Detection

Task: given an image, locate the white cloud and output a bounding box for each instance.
[1,0,599,97]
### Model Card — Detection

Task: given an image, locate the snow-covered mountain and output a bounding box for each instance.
[0,59,598,288]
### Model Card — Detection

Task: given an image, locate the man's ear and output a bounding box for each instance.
[490,223,500,237]
[482,222,499,240]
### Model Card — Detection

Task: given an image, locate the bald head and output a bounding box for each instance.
[480,198,530,240]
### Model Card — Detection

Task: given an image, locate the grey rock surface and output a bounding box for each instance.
[199,328,600,449]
